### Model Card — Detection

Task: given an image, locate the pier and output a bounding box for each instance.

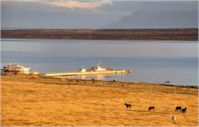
[44,70,130,77]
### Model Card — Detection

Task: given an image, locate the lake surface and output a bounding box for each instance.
[1,39,198,86]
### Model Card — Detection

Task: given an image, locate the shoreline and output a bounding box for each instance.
[56,76,199,89]
[2,38,199,42]
[2,28,198,40]
[2,74,198,89]
[1,74,198,88]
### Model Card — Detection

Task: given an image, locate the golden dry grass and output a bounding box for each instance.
[1,75,198,126]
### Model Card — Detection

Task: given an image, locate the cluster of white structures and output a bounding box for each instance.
[1,64,39,75]
[79,65,111,72]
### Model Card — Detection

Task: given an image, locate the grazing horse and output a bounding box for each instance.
[175,106,182,112]
[124,103,131,109]
[181,107,187,113]
[148,106,155,111]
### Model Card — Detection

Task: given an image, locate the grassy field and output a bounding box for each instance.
[1,75,198,126]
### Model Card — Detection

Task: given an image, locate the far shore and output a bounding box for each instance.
[1,74,198,126]
[1,28,198,40]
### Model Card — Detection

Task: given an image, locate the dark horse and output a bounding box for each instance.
[148,106,155,111]
[181,107,187,113]
[175,106,182,112]
[124,103,131,109]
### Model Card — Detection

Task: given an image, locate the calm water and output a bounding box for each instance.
[1,39,198,86]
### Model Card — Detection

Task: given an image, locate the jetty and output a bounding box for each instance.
[44,70,130,77]
[44,65,130,77]
[1,63,130,77]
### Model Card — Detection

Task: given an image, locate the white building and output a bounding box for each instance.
[79,68,87,72]
[95,66,106,71]
[1,64,31,74]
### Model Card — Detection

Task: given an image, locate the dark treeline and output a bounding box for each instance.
[1,28,198,40]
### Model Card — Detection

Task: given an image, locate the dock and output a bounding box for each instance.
[44,70,130,77]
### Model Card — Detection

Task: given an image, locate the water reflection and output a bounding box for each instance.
[66,75,107,80]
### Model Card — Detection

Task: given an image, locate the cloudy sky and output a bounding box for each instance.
[1,0,198,29]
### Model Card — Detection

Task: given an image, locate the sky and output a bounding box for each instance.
[1,0,198,29]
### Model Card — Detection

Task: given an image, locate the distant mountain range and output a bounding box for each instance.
[105,9,198,29]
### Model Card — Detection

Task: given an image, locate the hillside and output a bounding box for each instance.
[105,10,198,29]
[1,75,198,126]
